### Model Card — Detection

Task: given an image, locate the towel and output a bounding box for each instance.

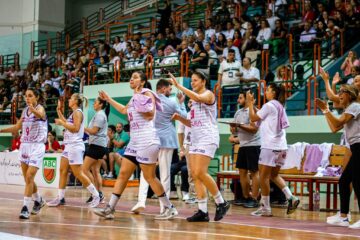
[269,100,290,130]
[132,88,163,113]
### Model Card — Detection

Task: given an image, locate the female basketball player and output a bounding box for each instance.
[246,83,300,217]
[82,97,109,204]
[47,94,100,208]
[170,72,230,222]
[93,71,178,220]
[0,88,47,219]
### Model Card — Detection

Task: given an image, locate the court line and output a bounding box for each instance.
[0,220,270,240]
[1,197,359,239]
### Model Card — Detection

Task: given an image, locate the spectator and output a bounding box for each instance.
[167,32,181,50]
[246,0,264,20]
[344,4,360,43]
[34,49,48,62]
[266,9,280,31]
[125,50,144,69]
[256,19,272,45]
[214,33,227,55]
[205,18,216,41]
[223,38,241,62]
[162,45,179,65]
[51,71,61,89]
[240,22,259,57]
[190,41,209,71]
[223,21,235,40]
[218,49,242,117]
[299,21,316,58]
[112,36,122,52]
[156,0,172,34]
[14,65,24,77]
[170,151,190,201]
[240,57,260,85]
[341,51,360,77]
[155,32,167,49]
[204,42,218,65]
[45,131,61,153]
[269,19,287,59]
[303,1,316,23]
[215,1,230,25]
[330,0,345,17]
[181,22,194,38]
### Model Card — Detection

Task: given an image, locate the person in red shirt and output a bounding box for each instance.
[11,131,21,151]
[45,131,61,153]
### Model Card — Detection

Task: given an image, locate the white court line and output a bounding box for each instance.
[0,232,41,240]
[1,197,359,239]
[0,221,269,240]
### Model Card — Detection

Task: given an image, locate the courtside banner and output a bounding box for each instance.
[0,152,61,188]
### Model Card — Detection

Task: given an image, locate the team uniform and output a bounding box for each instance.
[85,110,108,159]
[189,99,219,158]
[62,109,85,165]
[123,94,161,164]
[19,105,47,168]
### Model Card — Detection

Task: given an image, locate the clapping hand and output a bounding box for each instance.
[315,98,329,112]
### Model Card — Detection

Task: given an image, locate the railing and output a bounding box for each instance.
[0,53,20,67]
[307,76,318,115]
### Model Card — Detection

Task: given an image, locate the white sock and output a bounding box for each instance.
[23,197,32,209]
[58,189,65,199]
[109,193,120,209]
[213,191,225,205]
[198,198,208,213]
[32,192,41,202]
[282,186,293,200]
[261,195,270,209]
[158,194,172,209]
[86,184,99,197]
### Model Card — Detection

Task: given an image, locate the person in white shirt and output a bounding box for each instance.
[247,83,300,217]
[218,49,242,117]
[222,21,235,40]
[112,36,122,53]
[204,42,218,65]
[240,57,260,83]
[299,21,316,59]
[205,18,216,41]
[266,9,280,31]
[222,38,241,62]
[256,19,272,45]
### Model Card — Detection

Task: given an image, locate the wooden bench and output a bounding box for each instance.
[216,144,347,211]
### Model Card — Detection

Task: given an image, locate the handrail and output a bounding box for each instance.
[145,55,154,80]
[261,50,269,77]
[258,80,267,108]
[11,99,17,124]
[180,51,189,77]
[313,43,321,76]
[114,60,120,83]
[87,62,94,85]
[0,53,20,67]
[307,76,318,115]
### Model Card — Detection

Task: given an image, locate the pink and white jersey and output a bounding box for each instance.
[190,98,219,147]
[21,105,47,143]
[63,109,84,144]
[126,96,160,150]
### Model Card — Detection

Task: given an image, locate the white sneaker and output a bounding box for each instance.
[349,220,360,229]
[154,206,178,220]
[102,173,108,178]
[251,205,273,217]
[93,204,115,219]
[182,192,190,201]
[88,195,100,208]
[131,202,145,214]
[185,197,198,204]
[107,172,114,179]
[326,215,349,227]
[47,197,65,207]
[170,191,178,199]
[327,211,352,222]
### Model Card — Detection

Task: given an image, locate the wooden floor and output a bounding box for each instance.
[0,184,359,240]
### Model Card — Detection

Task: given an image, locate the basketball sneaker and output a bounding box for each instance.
[186,210,210,222]
[154,206,178,220]
[88,195,100,208]
[349,220,360,229]
[93,204,115,219]
[251,205,273,217]
[287,196,300,214]
[327,215,350,227]
[131,202,146,214]
[214,201,230,221]
[19,206,30,219]
[47,197,65,207]
[31,197,46,215]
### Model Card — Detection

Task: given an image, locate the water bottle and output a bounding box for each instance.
[313,190,320,211]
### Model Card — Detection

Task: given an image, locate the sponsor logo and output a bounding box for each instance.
[43,157,57,184]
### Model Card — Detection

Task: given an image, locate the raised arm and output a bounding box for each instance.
[246,91,262,122]
[319,69,340,104]
[55,110,83,133]
[56,100,66,122]
[99,90,127,115]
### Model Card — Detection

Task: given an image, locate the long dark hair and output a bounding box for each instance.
[268,83,286,105]
[26,87,44,104]
[97,97,110,119]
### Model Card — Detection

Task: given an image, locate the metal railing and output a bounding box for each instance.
[0,53,20,67]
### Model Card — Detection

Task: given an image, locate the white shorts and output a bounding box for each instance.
[189,144,218,158]
[124,144,160,164]
[62,143,85,165]
[259,149,287,167]
[19,142,45,169]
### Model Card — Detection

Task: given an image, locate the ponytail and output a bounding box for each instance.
[97,97,110,120]
[268,83,286,105]
[73,93,88,108]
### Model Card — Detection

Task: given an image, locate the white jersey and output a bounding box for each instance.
[126,96,160,150]
[63,109,84,144]
[178,112,191,145]
[21,105,47,143]
[190,98,219,147]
